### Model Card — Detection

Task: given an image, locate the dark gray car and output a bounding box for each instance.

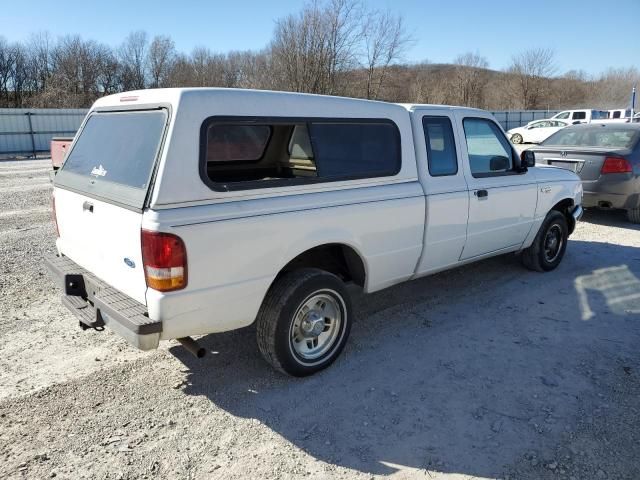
[528,123,640,223]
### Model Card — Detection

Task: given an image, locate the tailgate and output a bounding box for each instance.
[54,188,148,303]
[53,108,168,304]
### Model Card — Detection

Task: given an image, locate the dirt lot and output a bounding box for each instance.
[1,158,639,480]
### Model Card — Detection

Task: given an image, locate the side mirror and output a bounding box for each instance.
[521,150,535,168]
[490,156,510,171]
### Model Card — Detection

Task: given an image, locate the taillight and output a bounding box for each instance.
[51,193,60,238]
[601,157,632,174]
[141,230,187,292]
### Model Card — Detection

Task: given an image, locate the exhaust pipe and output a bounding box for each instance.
[177,337,206,358]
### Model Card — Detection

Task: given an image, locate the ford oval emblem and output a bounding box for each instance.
[124,258,136,268]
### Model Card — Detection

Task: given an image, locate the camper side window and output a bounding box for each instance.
[201,117,400,190]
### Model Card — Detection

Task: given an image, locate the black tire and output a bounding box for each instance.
[511,133,523,144]
[627,208,640,224]
[256,268,352,377]
[522,210,568,272]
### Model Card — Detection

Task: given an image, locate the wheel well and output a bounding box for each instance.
[279,244,366,287]
[552,198,576,234]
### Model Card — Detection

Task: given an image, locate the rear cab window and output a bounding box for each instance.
[55,109,168,209]
[200,118,401,190]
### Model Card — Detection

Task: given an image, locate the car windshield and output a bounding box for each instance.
[543,127,638,148]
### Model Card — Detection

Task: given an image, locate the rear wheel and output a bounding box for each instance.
[511,133,523,144]
[522,210,568,272]
[256,268,352,377]
[627,208,640,224]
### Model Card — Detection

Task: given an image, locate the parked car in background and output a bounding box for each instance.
[551,109,609,124]
[50,137,74,170]
[507,119,570,144]
[44,88,583,376]
[528,123,640,223]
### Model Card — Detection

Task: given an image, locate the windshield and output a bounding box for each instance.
[543,127,638,149]
[55,109,167,209]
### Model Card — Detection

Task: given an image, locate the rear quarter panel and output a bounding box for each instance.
[144,184,425,339]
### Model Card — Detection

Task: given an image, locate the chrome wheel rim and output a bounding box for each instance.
[513,134,522,144]
[289,291,344,362]
[544,224,564,263]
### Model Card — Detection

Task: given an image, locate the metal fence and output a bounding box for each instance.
[0,107,562,157]
[490,110,562,131]
[0,108,88,157]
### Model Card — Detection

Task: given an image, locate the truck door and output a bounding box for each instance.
[454,113,537,261]
[414,110,469,275]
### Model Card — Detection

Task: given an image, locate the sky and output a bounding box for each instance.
[2,0,639,76]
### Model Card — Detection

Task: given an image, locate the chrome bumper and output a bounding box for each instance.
[571,205,584,222]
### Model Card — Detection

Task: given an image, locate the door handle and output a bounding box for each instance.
[82,201,94,213]
[475,189,488,198]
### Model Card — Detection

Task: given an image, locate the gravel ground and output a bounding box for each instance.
[1,158,639,480]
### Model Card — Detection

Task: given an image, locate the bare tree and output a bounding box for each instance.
[147,35,176,88]
[119,31,148,90]
[10,43,30,106]
[27,31,53,93]
[270,0,361,95]
[0,37,15,106]
[165,53,196,87]
[452,52,489,107]
[96,44,120,95]
[270,2,331,93]
[322,0,361,94]
[361,10,412,99]
[591,67,640,109]
[508,48,556,109]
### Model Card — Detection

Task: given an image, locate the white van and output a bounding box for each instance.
[46,88,583,376]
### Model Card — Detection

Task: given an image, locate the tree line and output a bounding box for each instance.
[0,0,637,110]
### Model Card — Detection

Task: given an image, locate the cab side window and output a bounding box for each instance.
[462,118,513,177]
[422,116,458,176]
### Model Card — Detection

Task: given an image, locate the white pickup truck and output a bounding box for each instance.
[46,88,583,376]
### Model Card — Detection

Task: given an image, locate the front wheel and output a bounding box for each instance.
[521,210,568,272]
[256,268,352,377]
[511,133,523,144]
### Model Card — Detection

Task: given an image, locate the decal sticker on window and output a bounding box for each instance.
[90,165,107,177]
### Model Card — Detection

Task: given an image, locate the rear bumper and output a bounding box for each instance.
[582,176,640,210]
[583,191,640,210]
[45,254,160,350]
